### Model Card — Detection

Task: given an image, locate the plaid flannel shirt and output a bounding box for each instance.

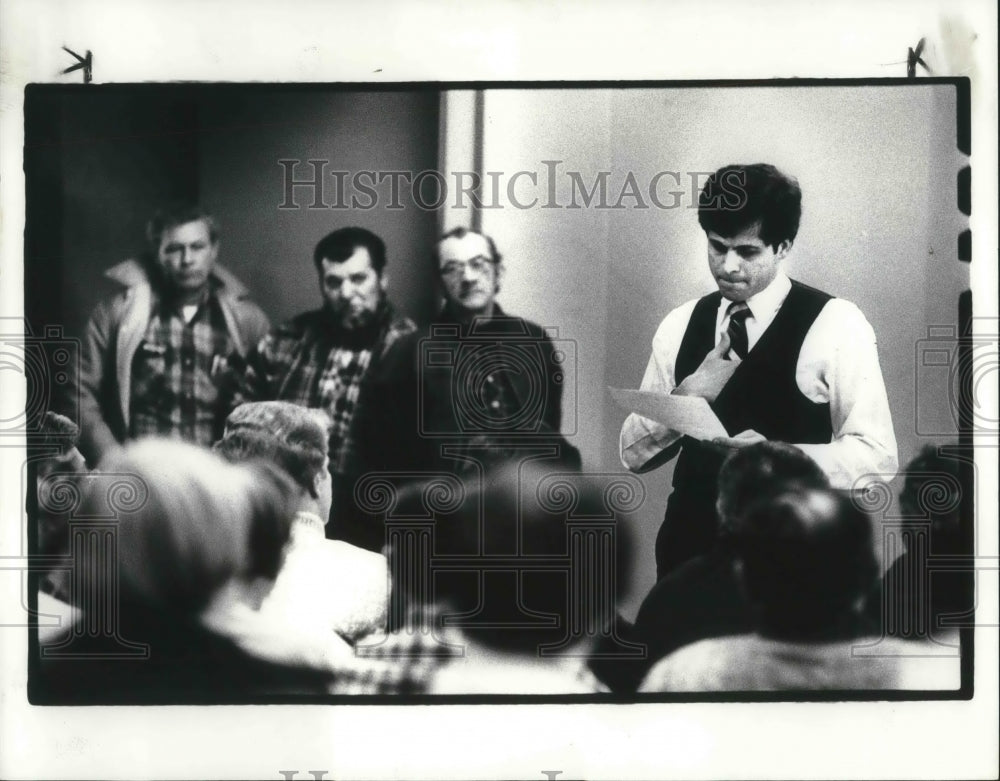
[235,302,416,477]
[327,614,464,695]
[129,291,233,446]
[327,604,610,695]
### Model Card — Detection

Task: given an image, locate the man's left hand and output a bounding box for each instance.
[711,429,767,449]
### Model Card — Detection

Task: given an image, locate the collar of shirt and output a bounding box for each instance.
[715,271,792,350]
[439,300,505,321]
[152,282,217,321]
[291,510,327,537]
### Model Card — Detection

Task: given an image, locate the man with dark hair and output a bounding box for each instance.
[236,227,416,549]
[384,463,627,693]
[621,163,897,578]
[310,226,389,329]
[596,441,831,692]
[77,202,271,464]
[640,486,959,691]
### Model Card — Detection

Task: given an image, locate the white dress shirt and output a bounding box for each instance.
[619,272,898,489]
[259,511,390,641]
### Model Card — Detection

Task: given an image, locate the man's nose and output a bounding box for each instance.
[723,251,741,274]
[461,263,477,282]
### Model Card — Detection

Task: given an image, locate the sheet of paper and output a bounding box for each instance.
[609,387,729,441]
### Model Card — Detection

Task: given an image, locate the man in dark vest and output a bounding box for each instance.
[620,164,898,579]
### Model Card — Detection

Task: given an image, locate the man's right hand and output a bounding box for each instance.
[672,332,740,403]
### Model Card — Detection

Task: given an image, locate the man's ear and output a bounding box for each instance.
[775,239,792,261]
[494,261,506,295]
[379,272,389,292]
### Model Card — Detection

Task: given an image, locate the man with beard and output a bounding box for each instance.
[236,227,416,549]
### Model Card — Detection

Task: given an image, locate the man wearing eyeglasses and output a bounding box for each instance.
[436,228,508,323]
[429,227,565,442]
[356,226,578,502]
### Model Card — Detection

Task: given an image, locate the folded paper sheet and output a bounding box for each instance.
[609,387,729,441]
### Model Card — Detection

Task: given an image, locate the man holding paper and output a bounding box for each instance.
[619,164,897,578]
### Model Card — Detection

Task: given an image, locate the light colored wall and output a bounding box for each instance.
[477,85,967,618]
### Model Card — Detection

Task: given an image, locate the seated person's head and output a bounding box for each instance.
[716,441,829,538]
[215,401,333,520]
[35,411,87,480]
[85,439,298,616]
[730,486,877,640]
[391,463,633,655]
[899,444,965,555]
[34,412,88,556]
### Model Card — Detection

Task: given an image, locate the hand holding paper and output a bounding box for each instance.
[711,429,767,449]
[609,387,729,441]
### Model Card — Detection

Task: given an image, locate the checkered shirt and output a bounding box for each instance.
[326,615,465,695]
[236,303,416,476]
[129,292,233,446]
[324,609,611,695]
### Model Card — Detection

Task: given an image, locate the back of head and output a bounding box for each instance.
[697,163,801,250]
[36,411,80,453]
[216,401,330,499]
[34,412,87,560]
[34,411,86,477]
[86,439,297,615]
[899,443,965,552]
[392,463,633,654]
[716,441,828,534]
[731,486,877,639]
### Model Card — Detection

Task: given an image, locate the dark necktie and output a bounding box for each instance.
[726,302,752,360]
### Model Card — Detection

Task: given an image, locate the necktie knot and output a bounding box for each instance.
[726,301,751,321]
[725,302,752,360]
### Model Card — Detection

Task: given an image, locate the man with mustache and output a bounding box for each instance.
[354,226,578,513]
[620,164,898,579]
[417,227,575,471]
[236,227,416,549]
